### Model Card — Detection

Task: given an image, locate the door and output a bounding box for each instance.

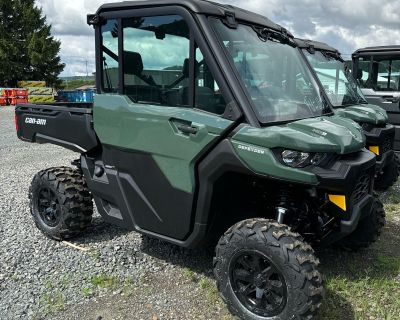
[94,13,235,240]
[356,54,400,149]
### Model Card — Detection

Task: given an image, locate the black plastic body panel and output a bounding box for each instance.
[375,150,394,172]
[364,124,395,170]
[308,149,375,194]
[15,103,98,153]
[81,156,136,230]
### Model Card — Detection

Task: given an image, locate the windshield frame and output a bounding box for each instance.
[209,17,333,125]
[301,48,368,108]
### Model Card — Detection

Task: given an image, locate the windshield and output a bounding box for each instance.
[303,50,368,107]
[210,19,330,123]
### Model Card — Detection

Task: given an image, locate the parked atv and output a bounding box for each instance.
[295,39,399,191]
[15,1,385,319]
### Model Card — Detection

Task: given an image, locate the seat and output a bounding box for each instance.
[124,51,161,103]
[181,59,221,112]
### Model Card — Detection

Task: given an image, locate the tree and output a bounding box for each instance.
[0,0,64,87]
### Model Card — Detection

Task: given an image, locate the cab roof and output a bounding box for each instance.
[294,38,340,55]
[92,0,290,35]
[353,45,400,55]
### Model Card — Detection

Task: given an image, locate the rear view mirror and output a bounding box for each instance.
[155,29,165,40]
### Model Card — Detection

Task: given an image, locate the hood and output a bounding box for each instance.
[335,104,388,124]
[232,115,365,154]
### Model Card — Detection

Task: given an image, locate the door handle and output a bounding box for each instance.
[177,124,198,135]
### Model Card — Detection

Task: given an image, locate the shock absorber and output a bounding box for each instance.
[274,187,296,224]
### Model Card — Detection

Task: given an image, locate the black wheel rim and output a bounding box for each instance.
[37,187,60,227]
[229,250,287,317]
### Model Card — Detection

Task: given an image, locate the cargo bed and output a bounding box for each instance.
[15,103,98,153]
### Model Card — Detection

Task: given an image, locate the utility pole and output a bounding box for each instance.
[85,60,89,79]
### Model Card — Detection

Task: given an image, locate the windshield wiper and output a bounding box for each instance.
[320,50,343,62]
[253,26,295,46]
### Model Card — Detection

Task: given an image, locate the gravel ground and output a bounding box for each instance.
[0,106,232,320]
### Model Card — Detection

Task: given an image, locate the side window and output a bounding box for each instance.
[358,56,400,91]
[122,15,190,105]
[194,46,227,114]
[376,58,400,91]
[101,19,119,93]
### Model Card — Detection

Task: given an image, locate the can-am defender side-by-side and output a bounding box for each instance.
[15,1,385,319]
[352,45,400,150]
[295,39,399,191]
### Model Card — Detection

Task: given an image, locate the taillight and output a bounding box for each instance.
[15,115,19,133]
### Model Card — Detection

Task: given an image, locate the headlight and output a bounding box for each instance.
[281,150,310,167]
[281,150,327,168]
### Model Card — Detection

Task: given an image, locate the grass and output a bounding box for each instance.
[182,269,221,307]
[198,277,220,302]
[320,254,400,319]
[318,188,400,319]
[80,275,136,298]
[40,291,66,315]
[383,187,400,220]
[61,79,95,90]
[81,287,94,297]
[183,267,199,282]
[90,274,120,289]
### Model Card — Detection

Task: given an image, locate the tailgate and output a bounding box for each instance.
[15,103,98,153]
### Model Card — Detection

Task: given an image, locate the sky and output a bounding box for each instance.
[35,0,400,77]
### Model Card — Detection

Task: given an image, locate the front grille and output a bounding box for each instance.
[380,135,394,155]
[351,173,371,204]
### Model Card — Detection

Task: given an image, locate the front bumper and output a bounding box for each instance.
[319,194,374,246]
[306,149,376,246]
[364,124,395,172]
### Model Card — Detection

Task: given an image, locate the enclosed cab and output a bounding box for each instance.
[352,46,400,150]
[296,39,399,190]
[15,1,386,319]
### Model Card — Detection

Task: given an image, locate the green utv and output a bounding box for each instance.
[295,39,399,191]
[15,1,385,319]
